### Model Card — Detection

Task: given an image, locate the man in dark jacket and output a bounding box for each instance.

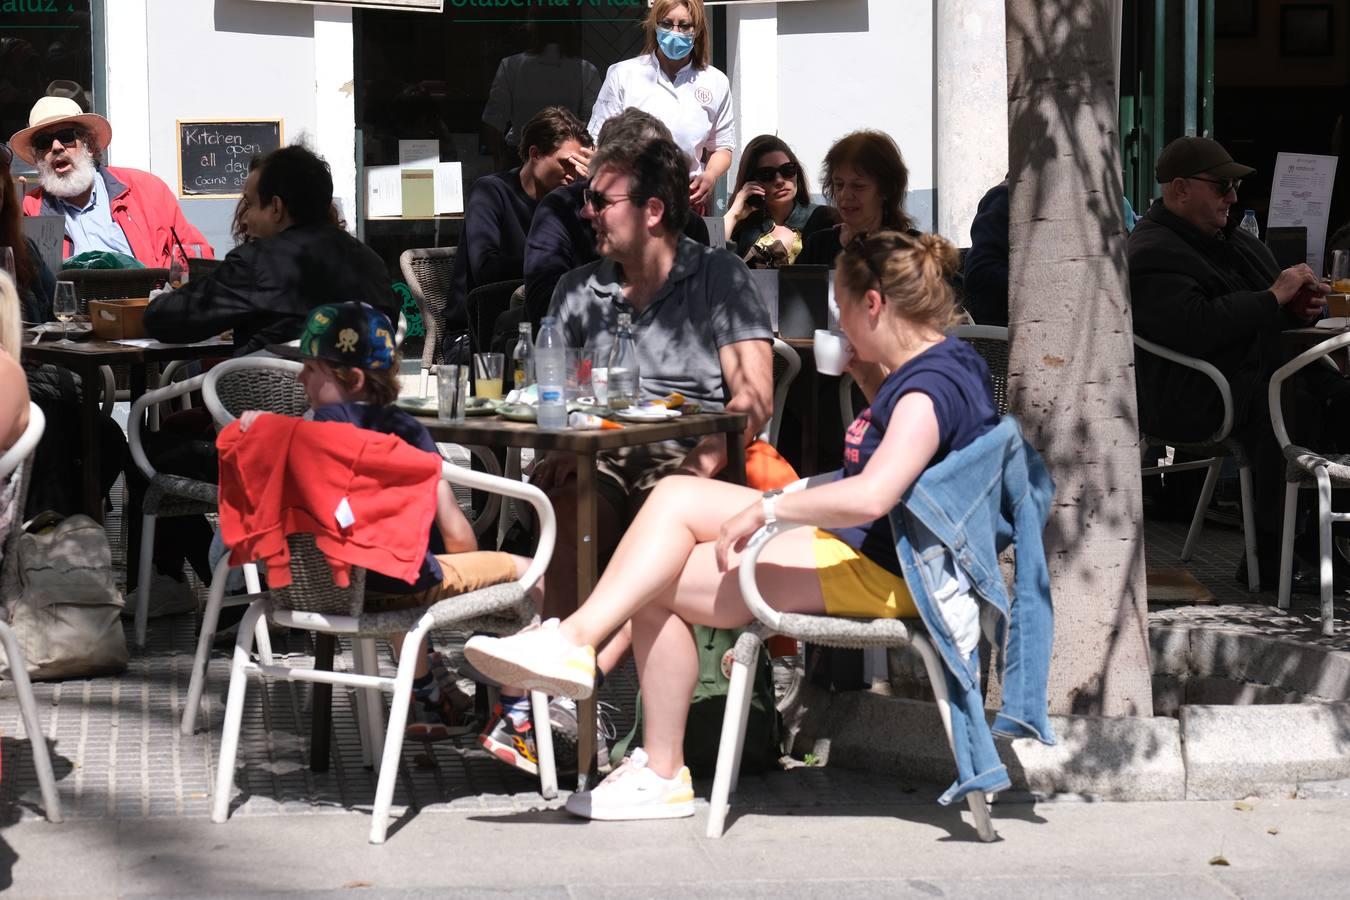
[962,179,1008,326]
[144,145,397,355]
[1129,136,1339,588]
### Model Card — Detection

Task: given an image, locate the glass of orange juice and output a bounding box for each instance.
[473,352,505,400]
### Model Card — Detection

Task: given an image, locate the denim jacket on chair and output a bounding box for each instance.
[887,415,1057,805]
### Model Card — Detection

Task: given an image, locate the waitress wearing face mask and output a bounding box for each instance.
[588,0,735,212]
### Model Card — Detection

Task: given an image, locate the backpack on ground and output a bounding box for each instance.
[612,625,781,775]
[0,513,129,680]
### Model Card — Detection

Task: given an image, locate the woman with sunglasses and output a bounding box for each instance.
[0,142,56,323]
[797,130,919,266]
[464,231,1001,821]
[724,134,834,267]
[588,0,734,212]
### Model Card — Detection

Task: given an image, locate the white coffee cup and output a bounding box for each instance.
[813,329,853,376]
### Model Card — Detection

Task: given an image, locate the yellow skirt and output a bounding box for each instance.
[812,529,919,618]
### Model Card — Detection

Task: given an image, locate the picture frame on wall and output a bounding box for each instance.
[1214,0,1257,38]
[1280,4,1335,57]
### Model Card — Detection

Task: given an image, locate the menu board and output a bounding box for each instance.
[177,120,284,198]
[1267,152,1339,277]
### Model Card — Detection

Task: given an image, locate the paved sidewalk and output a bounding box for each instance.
[4,793,1350,897]
[2,488,1348,894]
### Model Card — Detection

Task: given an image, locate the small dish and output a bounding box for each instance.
[466,397,500,416]
[615,406,680,422]
[395,396,439,416]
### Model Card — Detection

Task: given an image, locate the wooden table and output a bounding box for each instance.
[22,336,231,523]
[422,410,748,789]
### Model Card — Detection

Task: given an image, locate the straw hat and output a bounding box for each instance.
[9,96,113,165]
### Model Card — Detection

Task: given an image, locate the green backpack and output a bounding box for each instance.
[611,625,781,775]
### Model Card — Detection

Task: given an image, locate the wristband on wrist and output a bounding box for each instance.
[761,488,784,524]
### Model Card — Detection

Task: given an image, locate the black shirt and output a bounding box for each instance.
[449,168,538,334]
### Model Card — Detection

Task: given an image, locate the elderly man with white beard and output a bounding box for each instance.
[12,97,212,268]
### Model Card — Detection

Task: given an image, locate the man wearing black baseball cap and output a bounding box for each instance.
[1129,136,1345,592]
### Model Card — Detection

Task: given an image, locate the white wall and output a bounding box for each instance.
[732,0,935,231]
[102,0,341,255]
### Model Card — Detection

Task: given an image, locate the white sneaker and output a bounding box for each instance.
[565,748,694,821]
[463,619,596,700]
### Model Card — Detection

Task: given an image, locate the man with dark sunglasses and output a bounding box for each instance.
[533,131,772,619]
[11,96,212,268]
[1129,135,1345,592]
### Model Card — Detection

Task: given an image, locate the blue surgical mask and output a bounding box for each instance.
[656,27,694,62]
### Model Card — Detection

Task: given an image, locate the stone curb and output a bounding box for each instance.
[816,693,1350,802]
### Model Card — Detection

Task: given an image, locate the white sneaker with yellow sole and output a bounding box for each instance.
[564,748,695,821]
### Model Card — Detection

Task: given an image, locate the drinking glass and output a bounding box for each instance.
[437,364,469,422]
[473,352,505,400]
[168,256,187,289]
[565,348,593,402]
[52,281,79,344]
[1331,249,1350,290]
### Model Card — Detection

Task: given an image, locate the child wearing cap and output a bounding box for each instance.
[239,302,532,744]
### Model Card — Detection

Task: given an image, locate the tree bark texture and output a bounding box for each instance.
[1005,0,1153,716]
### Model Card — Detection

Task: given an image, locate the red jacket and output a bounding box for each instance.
[216,416,440,590]
[23,166,214,268]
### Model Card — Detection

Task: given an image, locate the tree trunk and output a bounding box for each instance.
[1005,0,1153,716]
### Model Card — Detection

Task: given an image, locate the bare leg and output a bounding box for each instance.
[561,476,763,647]
[629,535,824,778]
[595,622,632,676]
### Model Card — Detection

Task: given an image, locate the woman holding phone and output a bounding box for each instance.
[723,134,833,266]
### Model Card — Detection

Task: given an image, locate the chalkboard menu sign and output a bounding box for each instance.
[176,120,284,197]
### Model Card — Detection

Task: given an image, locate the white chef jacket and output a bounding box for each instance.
[588,54,736,177]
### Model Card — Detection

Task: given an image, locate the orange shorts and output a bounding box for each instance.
[363,551,519,612]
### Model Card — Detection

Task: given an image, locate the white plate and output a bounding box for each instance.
[615,406,680,422]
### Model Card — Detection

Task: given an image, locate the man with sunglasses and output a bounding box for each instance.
[1129,135,1343,592]
[11,96,212,268]
[533,133,772,618]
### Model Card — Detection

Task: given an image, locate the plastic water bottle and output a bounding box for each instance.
[511,321,534,390]
[535,316,567,430]
[607,312,640,410]
[1239,210,1261,241]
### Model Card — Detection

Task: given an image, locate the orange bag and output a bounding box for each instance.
[744,439,799,491]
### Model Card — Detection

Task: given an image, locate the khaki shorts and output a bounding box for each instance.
[592,441,688,522]
[363,551,519,612]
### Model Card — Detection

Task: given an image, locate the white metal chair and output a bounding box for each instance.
[0,403,64,824]
[208,459,559,843]
[1135,335,1259,591]
[762,338,801,447]
[707,477,995,842]
[1269,330,1350,635]
[127,358,308,648]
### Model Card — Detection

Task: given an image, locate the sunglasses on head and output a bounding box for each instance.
[583,188,638,213]
[1189,175,1241,195]
[32,127,81,153]
[749,162,800,184]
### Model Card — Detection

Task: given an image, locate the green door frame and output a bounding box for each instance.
[1120,0,1214,213]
